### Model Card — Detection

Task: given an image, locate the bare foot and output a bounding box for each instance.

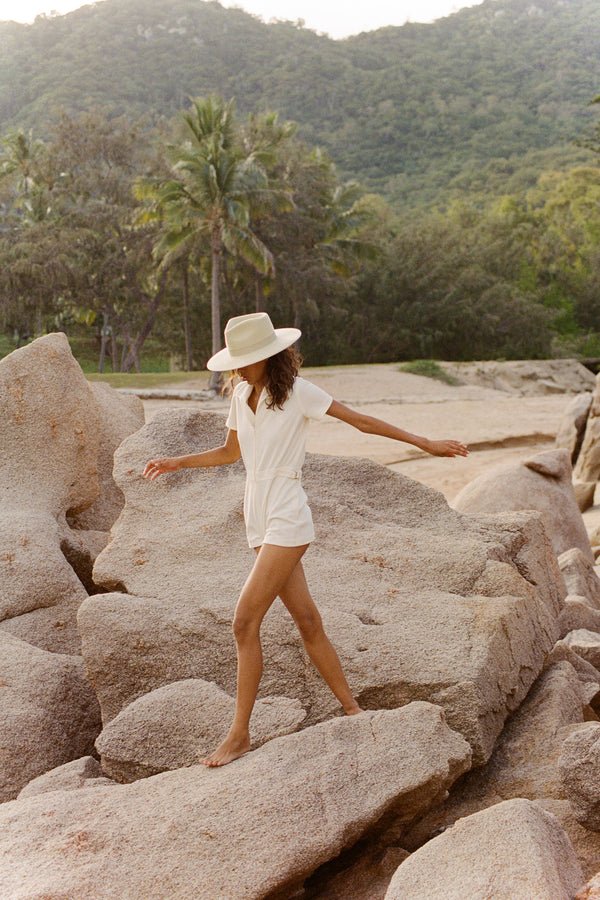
[199,731,251,768]
[344,700,363,716]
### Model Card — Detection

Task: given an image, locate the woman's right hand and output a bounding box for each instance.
[142,457,180,480]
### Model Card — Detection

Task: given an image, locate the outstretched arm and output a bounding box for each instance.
[326,400,468,458]
[143,429,241,480]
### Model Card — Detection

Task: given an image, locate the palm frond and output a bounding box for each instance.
[154,224,200,266]
[246,187,295,216]
[226,198,250,228]
[223,224,274,276]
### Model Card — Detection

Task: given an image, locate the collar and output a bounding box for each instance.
[239,381,267,411]
[238,381,253,401]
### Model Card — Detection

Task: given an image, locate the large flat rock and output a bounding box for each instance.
[85,409,565,764]
[0,703,471,900]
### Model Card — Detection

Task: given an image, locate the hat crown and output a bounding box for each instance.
[225,313,277,359]
[207,312,300,371]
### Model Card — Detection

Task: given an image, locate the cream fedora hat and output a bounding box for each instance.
[207,313,301,372]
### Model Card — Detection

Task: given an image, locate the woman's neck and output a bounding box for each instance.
[247,382,265,414]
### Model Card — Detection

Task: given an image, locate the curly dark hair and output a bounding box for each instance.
[264,346,302,409]
[225,345,302,406]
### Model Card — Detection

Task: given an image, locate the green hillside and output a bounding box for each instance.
[0,0,599,207]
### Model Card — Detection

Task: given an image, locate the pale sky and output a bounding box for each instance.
[0,0,485,39]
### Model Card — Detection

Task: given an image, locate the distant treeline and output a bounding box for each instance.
[0,0,599,209]
[2,99,600,371]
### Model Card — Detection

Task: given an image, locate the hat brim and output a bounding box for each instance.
[206,327,301,372]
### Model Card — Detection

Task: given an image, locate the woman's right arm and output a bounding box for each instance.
[142,429,241,480]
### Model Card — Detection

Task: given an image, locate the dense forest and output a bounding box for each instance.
[1,0,599,207]
[1,0,600,371]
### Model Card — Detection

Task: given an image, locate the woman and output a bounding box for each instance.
[143,313,468,767]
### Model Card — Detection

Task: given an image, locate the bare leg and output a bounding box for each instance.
[199,543,309,768]
[278,560,361,716]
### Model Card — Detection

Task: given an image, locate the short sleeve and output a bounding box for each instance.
[225,386,240,430]
[295,377,332,421]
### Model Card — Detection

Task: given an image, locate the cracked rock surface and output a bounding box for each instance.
[0,703,471,900]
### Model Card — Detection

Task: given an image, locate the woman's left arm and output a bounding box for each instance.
[326,400,468,458]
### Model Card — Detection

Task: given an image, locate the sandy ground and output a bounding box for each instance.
[141,363,573,503]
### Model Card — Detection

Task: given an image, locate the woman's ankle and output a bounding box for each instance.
[226,723,251,743]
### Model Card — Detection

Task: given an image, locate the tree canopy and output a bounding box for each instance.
[3,1,600,368]
[0,0,599,209]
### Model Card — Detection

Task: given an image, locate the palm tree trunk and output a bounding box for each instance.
[98,311,109,372]
[255,275,264,313]
[221,258,237,312]
[110,328,118,373]
[35,299,42,336]
[209,228,223,392]
[182,258,193,371]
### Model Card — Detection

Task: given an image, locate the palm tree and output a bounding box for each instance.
[141,97,292,389]
[252,145,378,335]
[319,178,379,275]
[0,130,44,197]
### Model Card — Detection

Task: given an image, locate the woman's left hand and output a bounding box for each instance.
[426,439,469,458]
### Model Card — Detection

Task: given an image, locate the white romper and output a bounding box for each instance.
[226,376,333,548]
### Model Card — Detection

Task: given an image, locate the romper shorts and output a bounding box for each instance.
[244,468,315,548]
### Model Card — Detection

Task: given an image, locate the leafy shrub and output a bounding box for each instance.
[399,359,460,385]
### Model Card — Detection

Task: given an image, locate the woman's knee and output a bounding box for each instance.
[295,608,323,643]
[232,609,261,643]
